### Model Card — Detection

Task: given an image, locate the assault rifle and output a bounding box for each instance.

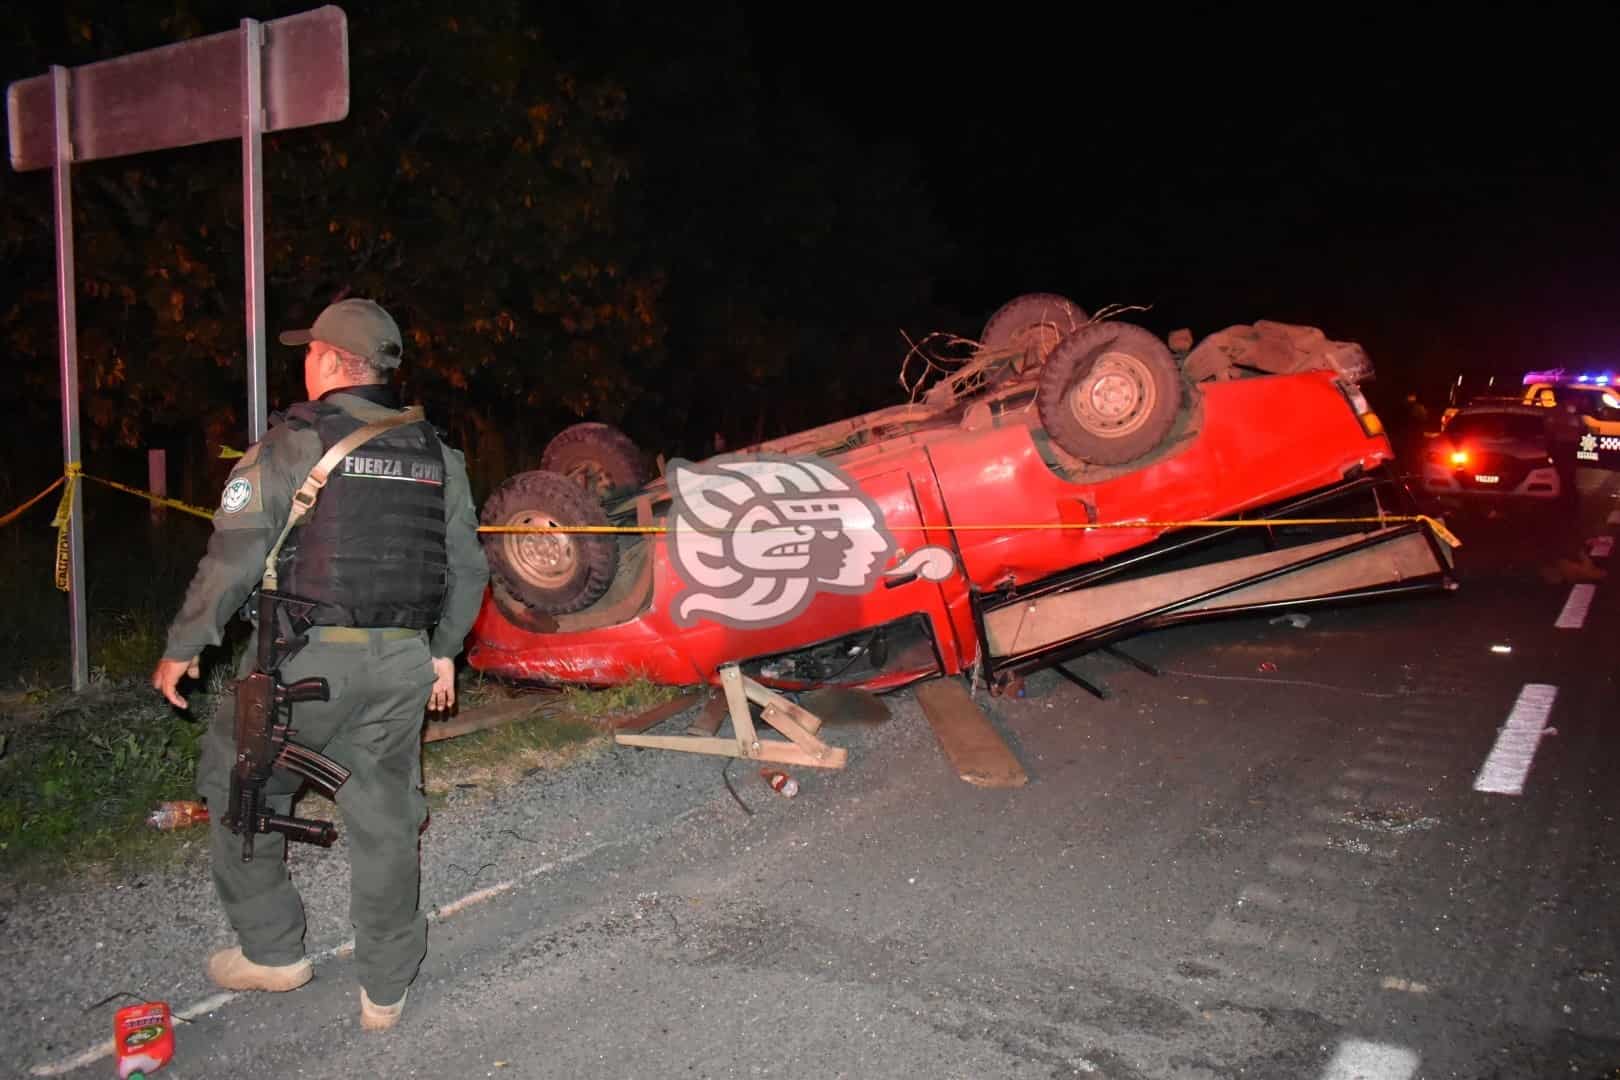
[226,588,351,862]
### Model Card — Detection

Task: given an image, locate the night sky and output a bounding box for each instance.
[751,7,1620,400]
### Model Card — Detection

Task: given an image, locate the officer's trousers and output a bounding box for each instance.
[197,628,434,1005]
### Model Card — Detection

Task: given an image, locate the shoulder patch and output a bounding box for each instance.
[220,476,254,514]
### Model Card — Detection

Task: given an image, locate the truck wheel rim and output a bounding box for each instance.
[1070,351,1156,436]
[504,510,578,587]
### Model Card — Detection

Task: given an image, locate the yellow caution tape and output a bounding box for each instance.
[51,463,81,590]
[15,457,1463,595]
[218,446,244,460]
[82,474,218,521]
[479,514,1461,548]
[0,474,65,530]
[6,466,219,591]
[478,524,664,535]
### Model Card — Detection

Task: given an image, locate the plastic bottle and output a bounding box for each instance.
[760,769,799,798]
[114,1001,174,1078]
[145,800,209,830]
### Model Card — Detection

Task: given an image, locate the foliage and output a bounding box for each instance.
[0,2,957,508]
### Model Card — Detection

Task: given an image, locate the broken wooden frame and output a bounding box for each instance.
[972,466,1457,695]
[614,663,848,768]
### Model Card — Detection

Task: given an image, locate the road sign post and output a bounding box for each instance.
[7,6,350,690]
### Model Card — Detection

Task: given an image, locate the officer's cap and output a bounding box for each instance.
[278,298,404,369]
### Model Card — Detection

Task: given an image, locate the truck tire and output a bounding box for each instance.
[979,293,1090,379]
[540,422,648,501]
[488,576,559,635]
[480,470,618,615]
[1036,322,1183,465]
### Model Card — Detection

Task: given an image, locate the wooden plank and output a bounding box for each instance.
[757,703,839,765]
[721,664,758,750]
[611,692,703,734]
[421,697,555,744]
[614,732,846,768]
[614,733,742,757]
[752,741,848,769]
[914,678,1027,788]
[686,692,727,736]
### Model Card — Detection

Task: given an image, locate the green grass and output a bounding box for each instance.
[421,697,604,797]
[0,667,691,878]
[556,675,686,720]
[0,681,212,879]
[416,676,687,799]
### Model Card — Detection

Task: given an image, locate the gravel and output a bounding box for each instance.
[1,688,922,1077]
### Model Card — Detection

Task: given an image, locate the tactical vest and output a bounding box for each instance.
[276,400,449,629]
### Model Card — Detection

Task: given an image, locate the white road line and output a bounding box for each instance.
[1319,1039,1419,1080]
[1588,535,1614,558]
[1554,584,1595,629]
[1474,684,1558,796]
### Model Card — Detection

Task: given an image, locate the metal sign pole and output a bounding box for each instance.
[241,18,268,444]
[51,66,89,691]
[10,6,349,693]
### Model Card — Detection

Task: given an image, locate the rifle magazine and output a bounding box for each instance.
[276,742,351,796]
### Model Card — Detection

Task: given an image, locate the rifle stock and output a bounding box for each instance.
[226,590,352,862]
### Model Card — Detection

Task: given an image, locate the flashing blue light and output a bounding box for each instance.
[1578,374,1592,382]
[1598,375,1612,386]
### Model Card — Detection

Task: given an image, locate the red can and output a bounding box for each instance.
[114,1002,174,1078]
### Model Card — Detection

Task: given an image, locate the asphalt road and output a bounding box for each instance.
[19,470,1620,1080]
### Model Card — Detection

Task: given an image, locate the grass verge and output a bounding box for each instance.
[0,681,213,881]
[0,669,692,880]
[418,675,688,800]
[422,694,603,799]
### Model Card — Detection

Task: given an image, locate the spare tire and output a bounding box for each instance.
[979,293,1090,378]
[540,422,648,501]
[481,470,618,615]
[1036,322,1183,465]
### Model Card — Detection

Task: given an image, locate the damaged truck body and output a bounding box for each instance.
[466,296,1456,696]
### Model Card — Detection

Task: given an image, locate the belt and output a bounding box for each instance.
[305,626,423,643]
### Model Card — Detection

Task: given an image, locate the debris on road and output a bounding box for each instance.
[114,1000,174,1078]
[1344,806,1438,834]
[145,800,208,830]
[760,769,799,797]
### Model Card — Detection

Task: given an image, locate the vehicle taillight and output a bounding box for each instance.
[1449,448,1468,467]
[1337,381,1385,437]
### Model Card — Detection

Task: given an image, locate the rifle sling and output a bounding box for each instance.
[261,406,426,590]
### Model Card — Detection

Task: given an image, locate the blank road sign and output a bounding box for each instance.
[8,5,348,172]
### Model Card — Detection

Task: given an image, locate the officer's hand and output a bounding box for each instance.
[152,656,201,709]
[428,656,456,713]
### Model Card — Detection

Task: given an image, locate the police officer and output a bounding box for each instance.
[151,298,490,1031]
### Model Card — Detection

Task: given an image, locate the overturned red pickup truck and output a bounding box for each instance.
[466,296,1454,695]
